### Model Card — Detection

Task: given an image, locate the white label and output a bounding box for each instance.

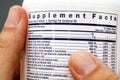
[27,11,118,80]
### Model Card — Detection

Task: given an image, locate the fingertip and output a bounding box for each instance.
[69,50,120,80]
[1,5,28,53]
[70,50,97,75]
[14,5,28,52]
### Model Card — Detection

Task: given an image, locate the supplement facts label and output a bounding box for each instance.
[27,11,118,80]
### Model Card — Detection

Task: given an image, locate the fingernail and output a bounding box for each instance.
[71,51,97,75]
[4,6,21,27]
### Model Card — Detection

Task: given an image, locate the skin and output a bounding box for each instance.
[0,5,27,80]
[69,51,120,80]
[0,5,120,80]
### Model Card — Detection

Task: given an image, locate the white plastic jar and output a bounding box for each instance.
[22,0,120,80]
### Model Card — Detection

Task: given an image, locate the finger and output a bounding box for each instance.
[0,5,28,80]
[69,50,120,80]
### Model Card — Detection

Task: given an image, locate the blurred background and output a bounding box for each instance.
[0,0,23,32]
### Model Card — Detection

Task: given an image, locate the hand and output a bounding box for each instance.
[69,50,120,80]
[0,5,27,80]
[0,5,120,80]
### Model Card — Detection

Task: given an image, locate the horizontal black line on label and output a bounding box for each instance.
[29,30,116,34]
[28,38,116,42]
[29,23,116,27]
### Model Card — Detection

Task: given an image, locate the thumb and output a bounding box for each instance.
[69,50,120,80]
[0,5,27,80]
